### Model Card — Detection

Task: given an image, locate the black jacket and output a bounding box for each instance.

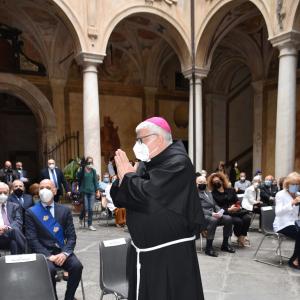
[40,167,68,195]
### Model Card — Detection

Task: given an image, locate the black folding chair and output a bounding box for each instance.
[253,206,290,267]
[99,238,131,299]
[0,253,56,300]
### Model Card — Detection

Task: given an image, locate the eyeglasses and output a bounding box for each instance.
[136,133,157,144]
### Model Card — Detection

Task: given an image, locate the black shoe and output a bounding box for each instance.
[288,260,300,270]
[221,244,235,253]
[205,248,218,257]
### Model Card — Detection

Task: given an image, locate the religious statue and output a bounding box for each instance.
[101,116,121,163]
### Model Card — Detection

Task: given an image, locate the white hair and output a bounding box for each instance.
[136,121,173,145]
[252,175,261,183]
[0,182,9,192]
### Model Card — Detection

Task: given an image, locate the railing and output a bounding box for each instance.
[44,131,80,168]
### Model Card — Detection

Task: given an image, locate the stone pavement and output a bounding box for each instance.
[57,217,300,300]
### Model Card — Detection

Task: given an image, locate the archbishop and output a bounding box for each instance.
[111,117,205,300]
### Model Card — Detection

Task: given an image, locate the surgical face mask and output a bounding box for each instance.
[213,181,222,189]
[103,177,110,183]
[39,188,53,203]
[133,142,150,162]
[288,184,299,194]
[14,188,23,198]
[240,177,246,182]
[48,163,55,170]
[198,184,207,191]
[253,182,259,189]
[265,180,272,187]
[0,193,8,204]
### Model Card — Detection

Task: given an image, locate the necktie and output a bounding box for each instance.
[46,205,53,217]
[1,204,10,226]
[18,197,24,206]
[51,169,58,188]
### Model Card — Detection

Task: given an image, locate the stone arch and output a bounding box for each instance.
[291,1,300,32]
[195,0,273,70]
[0,73,57,154]
[101,5,191,70]
[52,0,86,53]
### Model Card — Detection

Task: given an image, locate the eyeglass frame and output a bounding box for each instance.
[136,133,157,144]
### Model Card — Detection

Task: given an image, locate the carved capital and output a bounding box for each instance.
[145,0,177,6]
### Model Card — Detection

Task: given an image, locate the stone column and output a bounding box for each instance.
[49,78,66,138]
[184,68,208,171]
[270,33,300,178]
[143,86,158,118]
[78,53,104,175]
[252,81,264,174]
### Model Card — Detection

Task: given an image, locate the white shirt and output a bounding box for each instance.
[48,168,58,187]
[0,202,8,226]
[242,185,260,211]
[41,202,55,218]
[273,189,299,232]
[105,184,116,212]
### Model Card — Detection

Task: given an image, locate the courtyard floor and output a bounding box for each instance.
[57,215,300,300]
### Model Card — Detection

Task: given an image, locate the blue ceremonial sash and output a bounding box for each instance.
[30,202,65,248]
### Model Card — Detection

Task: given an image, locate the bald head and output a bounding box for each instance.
[0,182,9,194]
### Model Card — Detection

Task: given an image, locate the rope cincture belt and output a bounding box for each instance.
[131,235,196,300]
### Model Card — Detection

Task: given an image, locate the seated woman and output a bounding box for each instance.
[208,172,251,247]
[273,172,300,269]
[197,175,235,257]
[242,175,265,229]
[105,175,126,228]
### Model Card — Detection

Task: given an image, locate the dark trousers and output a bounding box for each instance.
[0,228,26,254]
[47,254,83,300]
[278,225,300,262]
[205,215,233,240]
[231,214,251,237]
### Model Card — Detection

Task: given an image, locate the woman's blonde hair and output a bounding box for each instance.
[283,172,300,189]
[207,172,230,191]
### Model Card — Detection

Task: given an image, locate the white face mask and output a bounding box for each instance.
[133,142,150,162]
[39,189,54,203]
[253,182,259,189]
[49,164,55,170]
[0,193,8,204]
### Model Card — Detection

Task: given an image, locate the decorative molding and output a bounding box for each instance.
[145,0,177,5]
[269,30,300,49]
[276,0,286,31]
[182,67,209,79]
[76,52,105,65]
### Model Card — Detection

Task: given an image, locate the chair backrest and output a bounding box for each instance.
[99,237,131,297]
[260,206,275,234]
[0,253,56,300]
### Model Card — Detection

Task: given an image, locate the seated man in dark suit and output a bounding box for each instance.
[8,180,34,210]
[197,176,235,257]
[8,180,34,231]
[260,175,278,205]
[40,159,70,202]
[0,182,26,254]
[26,179,83,300]
[0,161,20,185]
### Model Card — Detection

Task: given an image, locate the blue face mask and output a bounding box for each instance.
[103,177,110,183]
[288,184,299,194]
[265,180,272,187]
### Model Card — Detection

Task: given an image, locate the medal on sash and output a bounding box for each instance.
[43,215,49,221]
[53,227,59,233]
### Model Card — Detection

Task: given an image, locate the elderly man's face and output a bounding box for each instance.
[0,186,9,195]
[48,159,55,168]
[136,128,165,159]
[196,177,206,185]
[13,180,24,192]
[40,180,56,196]
[16,162,22,170]
[4,161,12,169]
